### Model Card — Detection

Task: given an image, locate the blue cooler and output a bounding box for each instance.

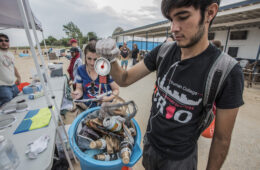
[68,107,142,170]
[22,84,42,94]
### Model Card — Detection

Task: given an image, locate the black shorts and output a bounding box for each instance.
[142,135,198,170]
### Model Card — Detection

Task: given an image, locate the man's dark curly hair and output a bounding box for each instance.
[161,0,221,27]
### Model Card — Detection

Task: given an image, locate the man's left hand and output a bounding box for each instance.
[15,77,21,85]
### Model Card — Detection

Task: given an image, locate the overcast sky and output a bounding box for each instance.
[1,0,243,47]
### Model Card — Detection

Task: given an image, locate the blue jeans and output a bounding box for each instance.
[0,85,19,107]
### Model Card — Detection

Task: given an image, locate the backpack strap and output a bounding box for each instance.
[156,41,175,76]
[198,52,238,134]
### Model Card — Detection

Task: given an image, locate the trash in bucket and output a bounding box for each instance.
[68,101,142,170]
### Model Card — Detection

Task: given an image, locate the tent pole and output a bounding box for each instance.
[17,0,74,169]
[224,27,230,52]
[146,32,148,52]
[41,32,50,63]
[24,0,78,164]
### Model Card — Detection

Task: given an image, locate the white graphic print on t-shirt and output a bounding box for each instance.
[154,73,202,123]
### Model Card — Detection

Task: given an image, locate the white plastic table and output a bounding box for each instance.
[0,77,65,170]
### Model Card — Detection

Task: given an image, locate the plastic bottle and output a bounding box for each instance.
[89,138,106,149]
[0,136,20,170]
[120,139,133,164]
[93,153,118,161]
[28,91,44,100]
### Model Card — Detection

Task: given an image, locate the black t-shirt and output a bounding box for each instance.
[121,48,128,59]
[144,43,244,160]
[132,48,139,59]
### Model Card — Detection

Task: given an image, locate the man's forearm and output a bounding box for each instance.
[14,67,21,79]
[206,136,231,170]
[110,60,151,87]
[110,62,129,87]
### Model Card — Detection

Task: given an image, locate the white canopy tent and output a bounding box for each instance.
[0,0,42,31]
[0,0,77,169]
[0,0,51,61]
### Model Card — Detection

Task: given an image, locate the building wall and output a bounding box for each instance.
[116,27,260,60]
[214,27,260,60]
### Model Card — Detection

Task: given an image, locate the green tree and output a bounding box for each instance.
[62,21,83,44]
[81,32,98,47]
[40,36,58,46]
[52,40,62,46]
[87,32,98,41]
[81,35,89,45]
[60,37,70,47]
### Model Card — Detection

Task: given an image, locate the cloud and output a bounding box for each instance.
[30,0,163,38]
[1,0,165,46]
[1,0,243,46]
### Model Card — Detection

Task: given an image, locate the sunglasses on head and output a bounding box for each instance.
[0,39,9,43]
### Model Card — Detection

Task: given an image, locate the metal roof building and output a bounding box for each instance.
[113,0,260,60]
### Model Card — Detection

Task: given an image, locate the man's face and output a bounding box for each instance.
[0,36,10,50]
[169,6,206,48]
[71,42,77,47]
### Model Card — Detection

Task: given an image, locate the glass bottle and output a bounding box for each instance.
[120,139,133,164]
[89,138,106,149]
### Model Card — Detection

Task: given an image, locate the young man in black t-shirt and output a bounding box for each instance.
[96,0,244,169]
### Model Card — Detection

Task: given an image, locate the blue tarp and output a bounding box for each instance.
[117,40,162,51]
[19,53,29,57]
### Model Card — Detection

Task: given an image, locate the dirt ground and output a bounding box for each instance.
[14,51,260,170]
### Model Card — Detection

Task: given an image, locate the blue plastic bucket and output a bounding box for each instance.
[68,107,142,170]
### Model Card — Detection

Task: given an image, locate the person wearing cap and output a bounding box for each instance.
[0,33,21,107]
[67,47,82,90]
[69,38,83,61]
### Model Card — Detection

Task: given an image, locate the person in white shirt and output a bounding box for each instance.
[0,33,21,107]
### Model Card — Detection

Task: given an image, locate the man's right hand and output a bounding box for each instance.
[96,38,120,62]
[15,77,21,85]
[71,91,82,100]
